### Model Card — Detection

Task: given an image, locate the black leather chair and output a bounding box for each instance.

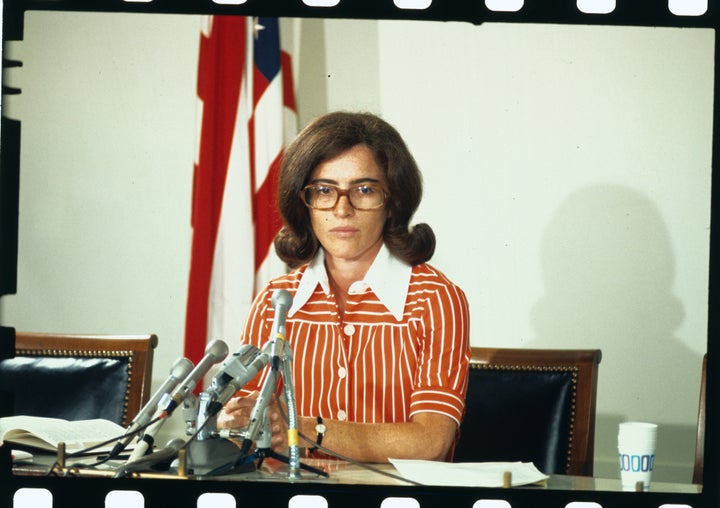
[0,331,157,427]
[453,347,601,476]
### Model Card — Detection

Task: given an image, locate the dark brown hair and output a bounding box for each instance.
[274,111,435,268]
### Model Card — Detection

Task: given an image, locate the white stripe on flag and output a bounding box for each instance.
[207,54,255,342]
[253,76,285,190]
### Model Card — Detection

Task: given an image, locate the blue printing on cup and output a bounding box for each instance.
[619,453,655,472]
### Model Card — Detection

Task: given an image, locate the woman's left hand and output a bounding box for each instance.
[266,398,289,452]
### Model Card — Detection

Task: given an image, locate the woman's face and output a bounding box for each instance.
[307,144,388,267]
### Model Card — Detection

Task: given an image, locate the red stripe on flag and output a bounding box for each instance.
[281,51,296,111]
[253,66,272,109]
[253,153,283,271]
[184,17,247,364]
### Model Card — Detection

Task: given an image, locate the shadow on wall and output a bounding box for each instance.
[527,183,703,483]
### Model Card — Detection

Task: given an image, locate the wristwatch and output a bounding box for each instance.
[309,416,326,452]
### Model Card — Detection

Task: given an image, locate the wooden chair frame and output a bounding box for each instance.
[693,353,706,485]
[465,347,602,476]
[12,331,158,427]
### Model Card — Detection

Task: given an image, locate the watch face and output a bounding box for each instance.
[316,423,327,434]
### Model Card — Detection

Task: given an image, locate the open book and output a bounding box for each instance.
[0,415,136,455]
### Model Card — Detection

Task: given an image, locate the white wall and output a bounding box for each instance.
[0,12,712,484]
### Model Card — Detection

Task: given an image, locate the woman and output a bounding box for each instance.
[218,111,470,463]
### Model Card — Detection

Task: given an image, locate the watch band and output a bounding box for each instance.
[309,416,326,453]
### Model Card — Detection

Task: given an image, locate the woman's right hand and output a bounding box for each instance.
[216,392,260,430]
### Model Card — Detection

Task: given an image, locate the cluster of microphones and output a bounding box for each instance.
[107,289,294,478]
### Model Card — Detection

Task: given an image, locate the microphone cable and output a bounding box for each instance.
[43,413,168,476]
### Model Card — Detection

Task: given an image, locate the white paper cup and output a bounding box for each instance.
[617,422,657,491]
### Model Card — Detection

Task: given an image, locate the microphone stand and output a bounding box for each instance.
[191,289,328,479]
[223,337,326,479]
[203,368,327,479]
[235,416,328,478]
[184,390,258,476]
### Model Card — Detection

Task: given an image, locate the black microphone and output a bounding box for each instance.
[162,340,229,415]
[109,357,194,457]
[113,438,185,478]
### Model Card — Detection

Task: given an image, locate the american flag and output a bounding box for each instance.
[184,16,296,372]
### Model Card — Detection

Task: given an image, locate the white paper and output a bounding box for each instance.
[389,458,549,487]
[0,416,132,453]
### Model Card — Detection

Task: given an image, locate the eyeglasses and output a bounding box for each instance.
[301,183,388,211]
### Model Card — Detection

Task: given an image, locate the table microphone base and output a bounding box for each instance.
[185,438,255,476]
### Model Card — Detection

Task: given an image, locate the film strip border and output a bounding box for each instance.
[2,0,719,41]
[1,1,718,508]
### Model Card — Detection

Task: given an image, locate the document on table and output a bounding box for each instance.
[389,459,549,488]
[0,415,134,454]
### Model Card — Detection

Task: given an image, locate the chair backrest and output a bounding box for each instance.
[453,347,601,476]
[693,353,706,485]
[0,331,158,427]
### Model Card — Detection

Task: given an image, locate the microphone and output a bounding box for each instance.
[162,340,229,415]
[271,289,292,338]
[240,290,293,454]
[126,341,227,464]
[114,438,185,478]
[108,357,194,457]
[202,344,267,416]
[268,289,292,363]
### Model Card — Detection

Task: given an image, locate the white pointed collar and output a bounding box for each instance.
[288,243,412,321]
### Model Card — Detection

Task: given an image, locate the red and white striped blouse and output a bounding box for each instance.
[238,245,471,426]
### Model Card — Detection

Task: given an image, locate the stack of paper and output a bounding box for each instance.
[389,458,549,488]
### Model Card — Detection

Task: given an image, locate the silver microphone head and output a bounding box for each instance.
[170,357,194,380]
[205,339,230,360]
[272,289,293,309]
